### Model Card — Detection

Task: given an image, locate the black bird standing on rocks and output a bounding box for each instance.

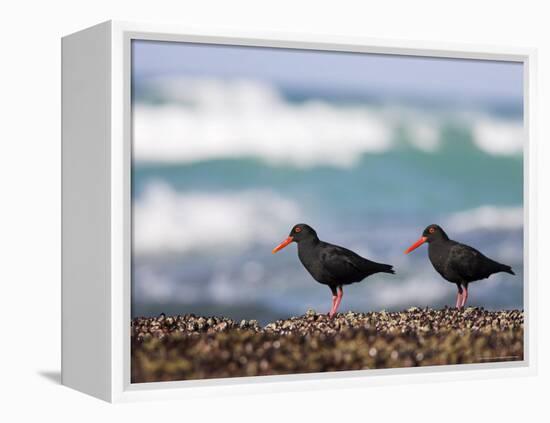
[405,224,515,309]
[272,223,395,318]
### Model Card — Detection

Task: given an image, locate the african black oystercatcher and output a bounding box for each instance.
[272,223,395,318]
[405,224,515,309]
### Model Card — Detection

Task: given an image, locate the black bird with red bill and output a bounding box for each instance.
[272,223,395,318]
[405,224,515,309]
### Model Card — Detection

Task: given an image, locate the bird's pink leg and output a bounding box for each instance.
[328,295,337,317]
[455,290,463,309]
[460,286,468,308]
[330,286,344,318]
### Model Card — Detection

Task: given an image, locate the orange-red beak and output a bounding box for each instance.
[272,236,294,254]
[404,236,427,254]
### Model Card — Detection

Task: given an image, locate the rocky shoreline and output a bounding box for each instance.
[131,308,524,383]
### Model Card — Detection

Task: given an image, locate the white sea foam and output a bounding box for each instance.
[407,121,440,152]
[371,276,450,307]
[134,77,523,167]
[446,205,523,232]
[134,78,397,167]
[472,118,524,156]
[133,183,301,254]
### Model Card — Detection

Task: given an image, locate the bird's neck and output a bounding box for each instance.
[428,237,451,252]
[297,237,320,250]
[431,233,450,244]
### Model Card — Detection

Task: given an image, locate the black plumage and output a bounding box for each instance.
[405,224,514,308]
[272,223,394,318]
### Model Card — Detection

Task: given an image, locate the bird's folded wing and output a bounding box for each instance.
[448,244,483,280]
[319,246,363,277]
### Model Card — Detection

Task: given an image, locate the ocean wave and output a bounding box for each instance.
[133,183,301,254]
[371,276,450,307]
[133,80,392,168]
[446,205,523,232]
[133,77,523,167]
[472,118,524,155]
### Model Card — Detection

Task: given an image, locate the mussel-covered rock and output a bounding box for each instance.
[131,308,524,383]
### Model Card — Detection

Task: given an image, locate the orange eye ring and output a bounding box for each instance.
[295,227,302,233]
[429,227,435,234]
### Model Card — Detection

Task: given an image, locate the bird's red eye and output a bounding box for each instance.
[429,227,435,234]
[295,227,302,233]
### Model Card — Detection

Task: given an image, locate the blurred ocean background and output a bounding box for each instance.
[131,41,524,324]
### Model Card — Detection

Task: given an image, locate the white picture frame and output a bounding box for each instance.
[61,20,537,403]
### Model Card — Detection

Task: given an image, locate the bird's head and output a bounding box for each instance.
[404,224,449,254]
[272,223,318,253]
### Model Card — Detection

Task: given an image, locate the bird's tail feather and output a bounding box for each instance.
[500,263,515,275]
[504,267,515,275]
[377,263,395,275]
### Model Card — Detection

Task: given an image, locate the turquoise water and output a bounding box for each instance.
[133,147,522,216]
